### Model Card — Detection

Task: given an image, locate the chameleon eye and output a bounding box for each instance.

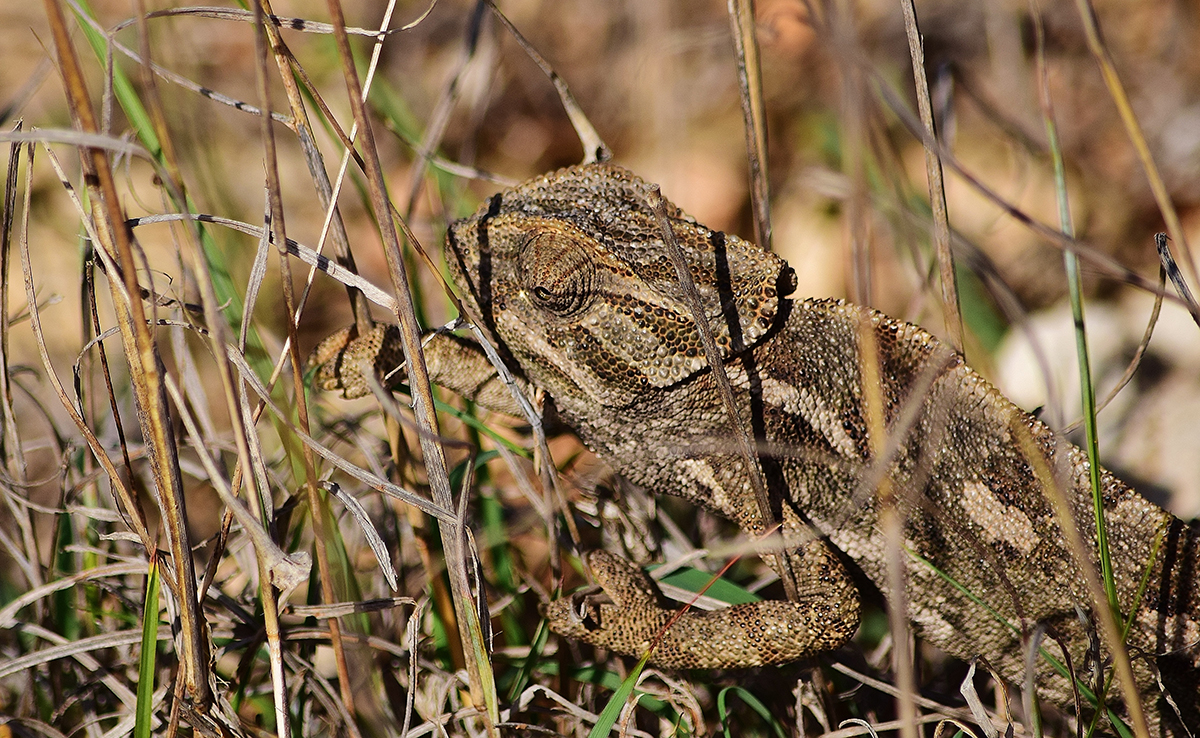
[519,231,595,316]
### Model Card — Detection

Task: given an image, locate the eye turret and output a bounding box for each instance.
[518,231,595,317]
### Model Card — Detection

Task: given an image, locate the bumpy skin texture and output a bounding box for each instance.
[310,164,1199,735]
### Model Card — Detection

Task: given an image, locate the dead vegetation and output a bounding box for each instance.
[0,0,1198,735]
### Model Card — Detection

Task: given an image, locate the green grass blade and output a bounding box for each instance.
[718,686,786,738]
[1035,26,1118,617]
[135,554,161,738]
[72,5,161,159]
[587,652,650,738]
[650,565,760,605]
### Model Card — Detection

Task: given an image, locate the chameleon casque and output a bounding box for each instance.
[309,163,1199,735]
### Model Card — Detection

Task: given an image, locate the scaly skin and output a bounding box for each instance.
[310,164,1199,735]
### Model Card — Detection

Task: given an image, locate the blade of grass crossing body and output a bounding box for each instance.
[1087,518,1171,738]
[908,545,1133,733]
[1032,22,1138,733]
[1034,28,1118,617]
[136,553,161,738]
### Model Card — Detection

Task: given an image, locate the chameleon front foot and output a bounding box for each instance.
[308,324,400,399]
[542,550,859,669]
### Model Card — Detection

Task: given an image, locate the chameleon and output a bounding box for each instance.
[308,163,1199,735]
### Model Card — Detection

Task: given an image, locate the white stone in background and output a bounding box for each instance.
[994,295,1200,518]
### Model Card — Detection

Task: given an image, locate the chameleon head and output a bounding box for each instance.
[444,163,795,409]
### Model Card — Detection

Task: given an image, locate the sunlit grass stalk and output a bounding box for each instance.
[42,0,212,704]
[857,311,918,738]
[1071,0,1196,290]
[899,0,962,352]
[322,0,500,727]
[727,0,772,253]
[1012,423,1148,738]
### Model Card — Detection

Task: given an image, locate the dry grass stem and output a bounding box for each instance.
[3,1,1195,735]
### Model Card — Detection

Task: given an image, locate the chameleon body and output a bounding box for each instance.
[310,164,1199,734]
